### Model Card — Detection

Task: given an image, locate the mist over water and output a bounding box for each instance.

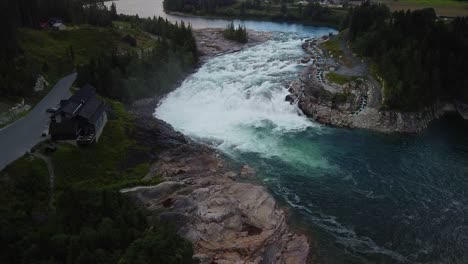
[156,34,468,263]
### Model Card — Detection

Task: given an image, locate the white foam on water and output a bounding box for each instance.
[155,36,330,168]
[155,33,410,262]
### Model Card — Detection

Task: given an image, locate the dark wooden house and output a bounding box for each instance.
[49,84,107,144]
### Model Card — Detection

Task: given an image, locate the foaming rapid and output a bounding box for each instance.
[154,30,468,264]
[156,34,330,168]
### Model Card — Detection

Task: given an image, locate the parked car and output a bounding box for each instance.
[46,108,57,114]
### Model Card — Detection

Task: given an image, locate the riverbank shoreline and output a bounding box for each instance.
[126,29,311,263]
[166,10,341,29]
[128,97,310,263]
[288,36,468,133]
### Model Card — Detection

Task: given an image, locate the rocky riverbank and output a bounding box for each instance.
[287,37,468,133]
[193,28,272,62]
[124,31,309,264]
[127,98,309,264]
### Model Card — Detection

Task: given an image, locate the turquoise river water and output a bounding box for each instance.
[111,1,468,262]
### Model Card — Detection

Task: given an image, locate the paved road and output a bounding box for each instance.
[0,73,77,171]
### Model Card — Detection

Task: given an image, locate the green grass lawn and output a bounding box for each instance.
[326,72,360,85]
[1,100,155,193]
[18,23,155,82]
[322,37,343,57]
[52,100,157,191]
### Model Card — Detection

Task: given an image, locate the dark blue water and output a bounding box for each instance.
[230,115,468,263]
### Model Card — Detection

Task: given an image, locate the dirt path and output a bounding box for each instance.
[335,34,383,108]
[334,34,368,77]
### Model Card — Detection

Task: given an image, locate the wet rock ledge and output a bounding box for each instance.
[125,98,309,264]
[193,28,272,62]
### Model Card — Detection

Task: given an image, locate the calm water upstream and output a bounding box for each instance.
[112,1,468,262]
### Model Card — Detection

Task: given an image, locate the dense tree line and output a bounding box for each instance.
[134,16,197,53]
[163,0,339,26]
[0,163,194,264]
[301,2,332,22]
[344,2,468,110]
[163,0,235,14]
[223,22,248,43]
[77,15,198,102]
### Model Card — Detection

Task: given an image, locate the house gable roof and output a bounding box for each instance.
[55,84,105,124]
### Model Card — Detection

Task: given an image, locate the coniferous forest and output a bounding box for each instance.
[344,3,468,111]
[223,22,248,43]
[0,1,198,263]
[76,15,198,102]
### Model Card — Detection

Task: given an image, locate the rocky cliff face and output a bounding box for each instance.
[288,72,464,133]
[288,74,459,132]
[289,38,466,133]
[126,99,309,264]
[286,38,468,133]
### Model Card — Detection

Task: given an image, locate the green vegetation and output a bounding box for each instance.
[163,0,346,27]
[321,36,353,67]
[344,3,468,111]
[322,37,342,58]
[375,0,468,17]
[0,156,50,219]
[0,102,195,264]
[18,25,146,84]
[0,108,30,129]
[53,101,154,191]
[0,0,115,99]
[0,1,201,263]
[77,16,197,102]
[223,22,248,43]
[326,72,359,85]
[1,0,198,105]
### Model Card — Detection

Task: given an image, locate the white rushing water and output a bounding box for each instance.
[153,30,464,264]
[155,35,330,167]
[154,35,406,261]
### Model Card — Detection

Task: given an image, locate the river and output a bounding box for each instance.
[111,1,468,263]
